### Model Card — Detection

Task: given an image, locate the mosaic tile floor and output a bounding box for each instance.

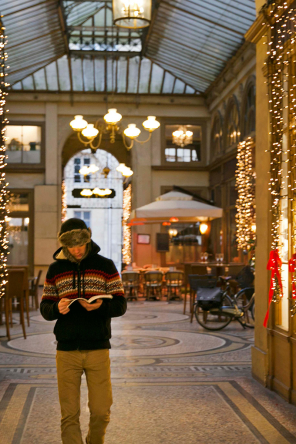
[1,299,296,443]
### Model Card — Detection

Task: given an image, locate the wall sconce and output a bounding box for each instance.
[199,222,208,234]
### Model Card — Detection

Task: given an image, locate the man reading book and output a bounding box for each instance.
[40,218,127,444]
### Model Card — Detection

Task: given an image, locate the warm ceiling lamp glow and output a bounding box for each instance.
[169,228,178,237]
[70,115,88,131]
[88,164,100,174]
[81,124,99,139]
[104,108,122,125]
[162,222,171,226]
[172,126,193,147]
[169,217,179,222]
[121,167,133,177]
[199,223,208,234]
[80,189,93,197]
[92,188,112,196]
[124,124,141,139]
[113,0,151,29]
[142,116,160,132]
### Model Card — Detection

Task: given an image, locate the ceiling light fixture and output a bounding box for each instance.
[113,0,152,29]
[172,126,193,147]
[70,112,160,151]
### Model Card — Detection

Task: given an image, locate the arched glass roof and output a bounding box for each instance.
[2,0,256,94]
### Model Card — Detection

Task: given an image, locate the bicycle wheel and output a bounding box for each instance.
[235,289,255,328]
[194,293,233,331]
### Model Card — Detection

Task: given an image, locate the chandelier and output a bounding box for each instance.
[172,126,193,147]
[81,188,113,198]
[113,0,151,29]
[70,111,160,151]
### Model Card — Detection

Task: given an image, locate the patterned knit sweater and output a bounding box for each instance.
[40,241,127,351]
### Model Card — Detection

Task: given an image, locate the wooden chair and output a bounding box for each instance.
[188,275,217,322]
[144,271,163,300]
[122,271,140,301]
[7,265,30,326]
[165,271,184,301]
[5,268,28,340]
[29,270,42,310]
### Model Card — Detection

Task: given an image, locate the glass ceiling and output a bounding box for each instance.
[145,0,256,93]
[3,0,256,94]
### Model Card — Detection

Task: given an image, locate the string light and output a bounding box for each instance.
[0,17,9,300]
[235,137,256,250]
[61,179,67,223]
[122,184,132,264]
[264,3,296,309]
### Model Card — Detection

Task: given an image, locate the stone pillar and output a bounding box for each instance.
[246,15,270,385]
[34,103,60,281]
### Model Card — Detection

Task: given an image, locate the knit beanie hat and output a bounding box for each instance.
[58,218,92,248]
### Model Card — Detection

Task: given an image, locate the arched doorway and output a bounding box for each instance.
[63,148,124,272]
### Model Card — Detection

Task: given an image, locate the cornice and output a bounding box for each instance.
[245,13,266,44]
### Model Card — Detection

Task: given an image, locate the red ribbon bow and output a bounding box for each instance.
[264,249,283,328]
[289,253,296,300]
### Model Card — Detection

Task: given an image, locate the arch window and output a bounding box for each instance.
[211,113,223,158]
[226,97,240,148]
[244,83,256,137]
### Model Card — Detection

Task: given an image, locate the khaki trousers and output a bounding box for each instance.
[56,349,113,444]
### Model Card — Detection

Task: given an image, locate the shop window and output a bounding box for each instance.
[164,124,201,163]
[7,217,29,266]
[7,191,33,273]
[5,125,42,164]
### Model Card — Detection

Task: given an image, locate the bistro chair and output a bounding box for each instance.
[122,271,140,301]
[5,268,28,340]
[165,271,184,302]
[7,265,30,326]
[144,271,163,300]
[188,275,217,323]
[29,269,42,310]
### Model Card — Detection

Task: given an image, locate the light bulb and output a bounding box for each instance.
[104,108,122,124]
[124,124,141,139]
[116,163,126,173]
[199,223,208,234]
[70,115,88,131]
[79,166,90,175]
[88,164,100,174]
[142,116,160,132]
[121,167,133,177]
[81,124,99,139]
[80,189,93,197]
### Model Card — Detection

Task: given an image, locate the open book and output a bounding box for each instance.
[65,295,113,307]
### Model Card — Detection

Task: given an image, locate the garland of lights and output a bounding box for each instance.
[0,17,9,300]
[61,179,67,223]
[235,137,256,251]
[122,184,132,264]
[263,3,296,322]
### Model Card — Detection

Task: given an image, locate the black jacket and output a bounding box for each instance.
[40,241,127,351]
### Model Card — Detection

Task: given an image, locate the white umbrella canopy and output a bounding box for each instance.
[129,191,223,224]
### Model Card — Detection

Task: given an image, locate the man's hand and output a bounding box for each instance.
[79,299,103,311]
[58,299,70,315]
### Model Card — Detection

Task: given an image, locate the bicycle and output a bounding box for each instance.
[194,277,255,331]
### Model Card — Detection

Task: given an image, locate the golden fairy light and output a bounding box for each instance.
[61,179,67,223]
[263,3,296,314]
[235,137,255,250]
[0,17,9,300]
[122,184,132,264]
[263,4,296,250]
